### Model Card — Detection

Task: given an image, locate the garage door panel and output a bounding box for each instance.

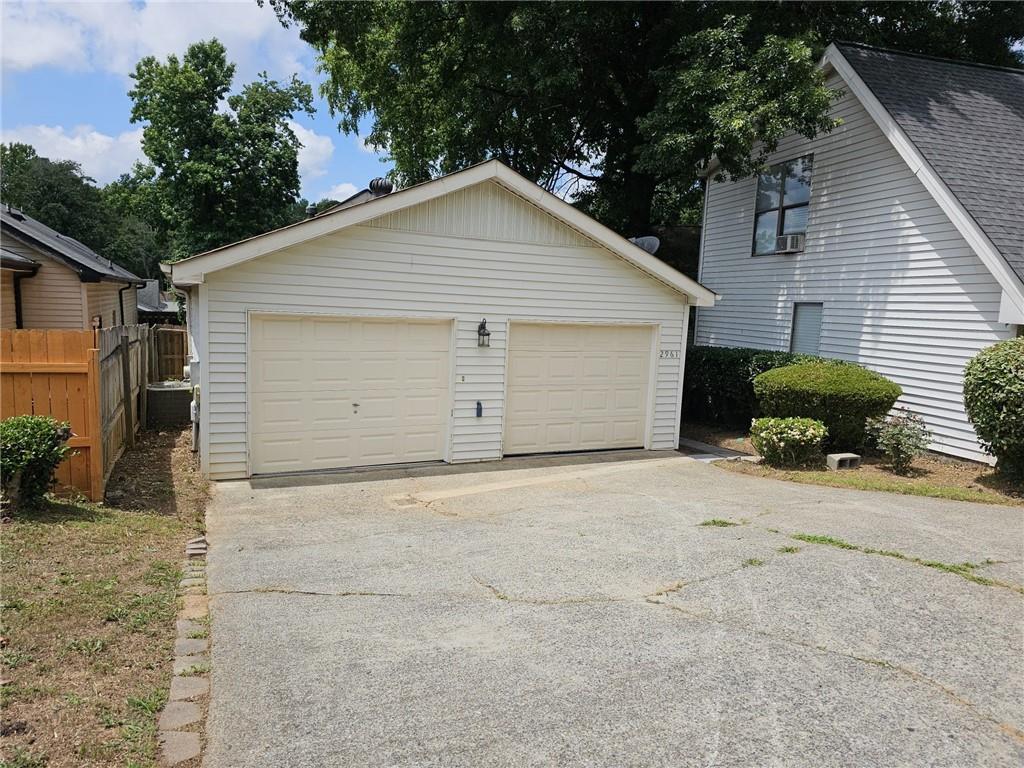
[504,323,652,455]
[250,315,451,474]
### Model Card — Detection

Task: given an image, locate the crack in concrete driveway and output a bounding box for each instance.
[203,454,1024,767]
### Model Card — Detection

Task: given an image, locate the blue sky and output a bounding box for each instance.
[1,0,390,202]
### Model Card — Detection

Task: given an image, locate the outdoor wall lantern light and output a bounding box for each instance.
[477,318,491,347]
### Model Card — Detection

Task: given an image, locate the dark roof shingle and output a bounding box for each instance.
[0,207,141,283]
[836,42,1024,283]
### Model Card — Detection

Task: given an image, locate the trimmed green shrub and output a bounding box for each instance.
[963,337,1024,478]
[750,417,828,468]
[866,409,931,474]
[754,362,902,450]
[0,415,73,509]
[682,345,838,427]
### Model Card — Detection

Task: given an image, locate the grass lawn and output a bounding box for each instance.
[1,428,207,768]
[681,421,1023,507]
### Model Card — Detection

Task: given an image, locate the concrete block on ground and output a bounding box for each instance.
[173,654,208,675]
[159,730,201,765]
[826,452,861,471]
[159,700,202,730]
[169,674,209,701]
[174,637,209,656]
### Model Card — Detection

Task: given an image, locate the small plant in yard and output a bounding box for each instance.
[963,337,1024,479]
[1,415,73,509]
[750,417,828,468]
[698,518,738,527]
[867,409,932,474]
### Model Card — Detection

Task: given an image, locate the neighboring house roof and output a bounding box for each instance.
[165,160,718,306]
[834,41,1024,283]
[0,206,142,284]
[0,246,39,272]
[137,279,178,314]
[823,43,1024,323]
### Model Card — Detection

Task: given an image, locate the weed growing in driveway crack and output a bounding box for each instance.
[699,519,739,527]
[790,533,1019,591]
[791,534,858,550]
[777,546,801,554]
[742,558,765,567]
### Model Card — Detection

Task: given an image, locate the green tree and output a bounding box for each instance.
[265,0,1024,233]
[128,39,315,259]
[0,143,162,278]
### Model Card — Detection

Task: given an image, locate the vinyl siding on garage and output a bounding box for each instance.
[695,72,1013,462]
[86,283,138,327]
[200,180,689,479]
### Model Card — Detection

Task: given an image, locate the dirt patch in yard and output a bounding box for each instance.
[1,428,207,768]
[680,421,757,456]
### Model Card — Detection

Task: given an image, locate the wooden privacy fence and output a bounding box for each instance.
[150,325,188,381]
[1,325,151,501]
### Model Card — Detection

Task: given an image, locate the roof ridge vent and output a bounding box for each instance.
[369,177,394,197]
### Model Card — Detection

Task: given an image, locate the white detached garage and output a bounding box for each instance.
[167,160,716,479]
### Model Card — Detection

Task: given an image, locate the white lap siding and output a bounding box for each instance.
[201,181,688,479]
[695,75,1012,462]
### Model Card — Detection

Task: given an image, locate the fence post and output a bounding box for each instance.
[139,326,149,430]
[86,346,104,501]
[119,331,135,449]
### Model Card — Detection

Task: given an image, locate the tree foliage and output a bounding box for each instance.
[0,142,161,278]
[128,39,315,260]
[266,0,1024,233]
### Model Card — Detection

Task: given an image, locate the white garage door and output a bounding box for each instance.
[504,323,653,454]
[249,315,451,474]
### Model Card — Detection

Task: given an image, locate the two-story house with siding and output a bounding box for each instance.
[694,42,1024,463]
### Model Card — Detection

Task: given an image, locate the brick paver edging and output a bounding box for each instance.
[158,536,209,766]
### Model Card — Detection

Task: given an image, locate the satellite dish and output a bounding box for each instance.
[628,236,661,255]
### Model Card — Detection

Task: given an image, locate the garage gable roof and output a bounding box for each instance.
[165,160,717,306]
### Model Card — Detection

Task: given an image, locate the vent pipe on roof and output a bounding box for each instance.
[305,203,318,218]
[369,177,394,197]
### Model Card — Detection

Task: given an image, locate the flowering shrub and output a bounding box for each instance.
[866,409,931,474]
[750,417,828,468]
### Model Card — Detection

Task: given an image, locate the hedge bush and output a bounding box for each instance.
[963,337,1024,478]
[750,417,828,468]
[753,362,902,450]
[682,345,837,427]
[0,415,73,509]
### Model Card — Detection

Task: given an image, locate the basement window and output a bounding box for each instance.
[753,155,813,255]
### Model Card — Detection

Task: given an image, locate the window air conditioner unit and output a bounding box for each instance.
[775,233,805,253]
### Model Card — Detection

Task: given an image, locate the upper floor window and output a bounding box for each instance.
[753,155,813,255]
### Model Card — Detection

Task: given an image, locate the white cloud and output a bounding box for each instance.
[1,1,312,82]
[288,121,334,181]
[325,183,359,201]
[357,134,384,155]
[0,124,144,184]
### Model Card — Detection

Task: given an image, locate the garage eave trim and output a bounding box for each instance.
[166,160,718,306]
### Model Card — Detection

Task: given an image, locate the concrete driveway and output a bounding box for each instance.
[204,453,1024,767]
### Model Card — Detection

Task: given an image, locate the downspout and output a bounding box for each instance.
[13,268,39,329]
